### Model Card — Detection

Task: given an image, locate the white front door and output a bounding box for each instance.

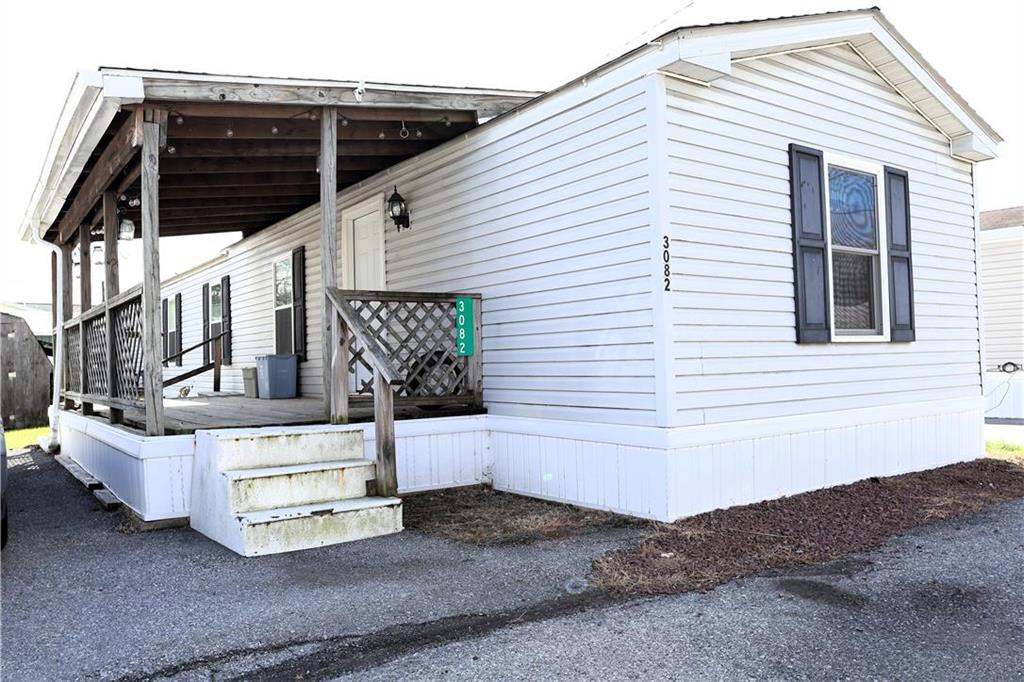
[340,196,386,392]
[341,196,385,291]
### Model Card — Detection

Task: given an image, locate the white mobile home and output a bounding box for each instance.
[20,9,1000,555]
[979,207,1024,421]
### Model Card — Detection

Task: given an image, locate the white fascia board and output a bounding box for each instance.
[951,133,999,162]
[96,67,541,99]
[18,71,145,243]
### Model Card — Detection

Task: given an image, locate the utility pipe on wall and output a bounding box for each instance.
[30,220,63,452]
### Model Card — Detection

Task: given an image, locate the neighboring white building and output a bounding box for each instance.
[20,9,1003,554]
[980,207,1024,422]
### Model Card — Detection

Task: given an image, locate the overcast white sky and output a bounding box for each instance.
[1,0,1021,306]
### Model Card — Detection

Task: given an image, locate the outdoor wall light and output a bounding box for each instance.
[387,186,410,231]
[118,218,136,241]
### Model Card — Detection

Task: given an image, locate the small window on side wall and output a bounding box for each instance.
[274,256,294,355]
[789,144,915,344]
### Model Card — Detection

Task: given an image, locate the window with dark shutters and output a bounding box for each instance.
[292,246,306,361]
[789,143,916,344]
[202,283,210,365]
[884,166,915,342]
[162,298,169,359]
[174,292,183,366]
[789,144,831,343]
[221,275,232,364]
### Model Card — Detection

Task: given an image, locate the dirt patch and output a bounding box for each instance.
[402,485,642,545]
[593,457,1024,596]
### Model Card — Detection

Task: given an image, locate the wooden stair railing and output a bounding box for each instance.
[326,287,404,496]
[162,330,228,392]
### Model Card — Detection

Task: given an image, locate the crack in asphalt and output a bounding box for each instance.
[110,591,624,682]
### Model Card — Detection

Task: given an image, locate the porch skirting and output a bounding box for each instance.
[59,396,984,523]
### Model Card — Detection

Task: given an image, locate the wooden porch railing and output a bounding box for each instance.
[325,287,483,496]
[62,284,145,424]
[162,331,227,392]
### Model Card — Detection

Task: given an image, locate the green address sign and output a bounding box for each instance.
[455,296,474,357]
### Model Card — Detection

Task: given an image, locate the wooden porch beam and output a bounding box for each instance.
[167,139,430,158]
[166,118,452,141]
[56,112,143,244]
[131,101,478,123]
[102,192,119,300]
[140,116,165,436]
[321,106,341,422]
[156,185,320,200]
[157,171,322,188]
[159,155,384,174]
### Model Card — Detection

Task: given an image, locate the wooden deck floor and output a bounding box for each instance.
[91,394,483,435]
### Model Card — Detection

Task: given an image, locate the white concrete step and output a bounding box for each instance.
[214,429,365,471]
[224,459,376,513]
[239,497,403,556]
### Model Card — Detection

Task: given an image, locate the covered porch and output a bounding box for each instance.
[43,71,530,504]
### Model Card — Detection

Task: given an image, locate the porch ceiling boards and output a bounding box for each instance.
[44,102,479,242]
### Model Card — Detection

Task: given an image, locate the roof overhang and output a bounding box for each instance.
[18,70,539,243]
[651,9,1001,162]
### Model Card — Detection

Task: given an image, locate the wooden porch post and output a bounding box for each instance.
[373,370,397,497]
[79,225,93,415]
[140,115,165,436]
[60,242,74,409]
[103,191,123,424]
[103,191,120,299]
[320,106,343,423]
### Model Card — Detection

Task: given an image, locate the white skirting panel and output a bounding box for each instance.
[58,412,195,521]
[666,400,985,520]
[984,371,1024,421]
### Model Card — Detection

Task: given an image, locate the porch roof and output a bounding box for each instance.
[19,69,539,245]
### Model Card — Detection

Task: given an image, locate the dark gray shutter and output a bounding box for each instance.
[174,293,183,366]
[161,298,169,359]
[292,246,306,361]
[885,166,915,342]
[789,144,830,343]
[202,283,210,365]
[221,275,232,364]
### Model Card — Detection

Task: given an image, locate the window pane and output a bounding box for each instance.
[167,298,176,332]
[829,167,877,249]
[274,259,293,308]
[275,308,293,354]
[832,252,877,331]
[210,284,222,321]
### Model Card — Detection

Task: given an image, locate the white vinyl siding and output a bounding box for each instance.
[160,74,655,425]
[980,230,1024,367]
[663,45,981,426]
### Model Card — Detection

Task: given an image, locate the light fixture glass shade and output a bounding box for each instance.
[387,186,410,230]
[118,218,136,241]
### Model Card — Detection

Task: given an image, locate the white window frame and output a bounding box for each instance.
[272,253,294,355]
[166,296,177,334]
[207,280,224,330]
[822,152,891,343]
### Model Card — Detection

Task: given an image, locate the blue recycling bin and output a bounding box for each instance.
[255,354,298,399]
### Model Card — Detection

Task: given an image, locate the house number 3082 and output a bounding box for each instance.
[662,235,671,291]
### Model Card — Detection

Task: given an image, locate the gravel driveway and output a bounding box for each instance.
[2,447,1022,681]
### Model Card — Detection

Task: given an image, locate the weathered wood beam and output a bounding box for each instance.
[150,203,311,220]
[166,118,453,141]
[148,196,318,210]
[102,192,119,300]
[138,215,282,230]
[157,172,322,188]
[138,81,527,118]
[157,185,320,200]
[373,370,398,497]
[159,155,383,174]
[56,112,143,244]
[50,251,58,330]
[321,106,340,422]
[60,242,74,409]
[131,101,478,123]
[168,139,430,158]
[140,116,164,436]
[79,222,92,310]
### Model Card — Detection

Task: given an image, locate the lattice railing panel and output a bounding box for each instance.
[64,324,82,393]
[84,315,108,395]
[110,296,144,402]
[344,295,475,400]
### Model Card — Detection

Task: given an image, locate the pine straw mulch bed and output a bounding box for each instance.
[402,485,642,545]
[593,455,1024,596]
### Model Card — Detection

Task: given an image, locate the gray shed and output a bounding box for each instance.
[0,312,53,430]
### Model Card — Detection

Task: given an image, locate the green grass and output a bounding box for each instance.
[4,426,49,451]
[986,440,1024,459]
